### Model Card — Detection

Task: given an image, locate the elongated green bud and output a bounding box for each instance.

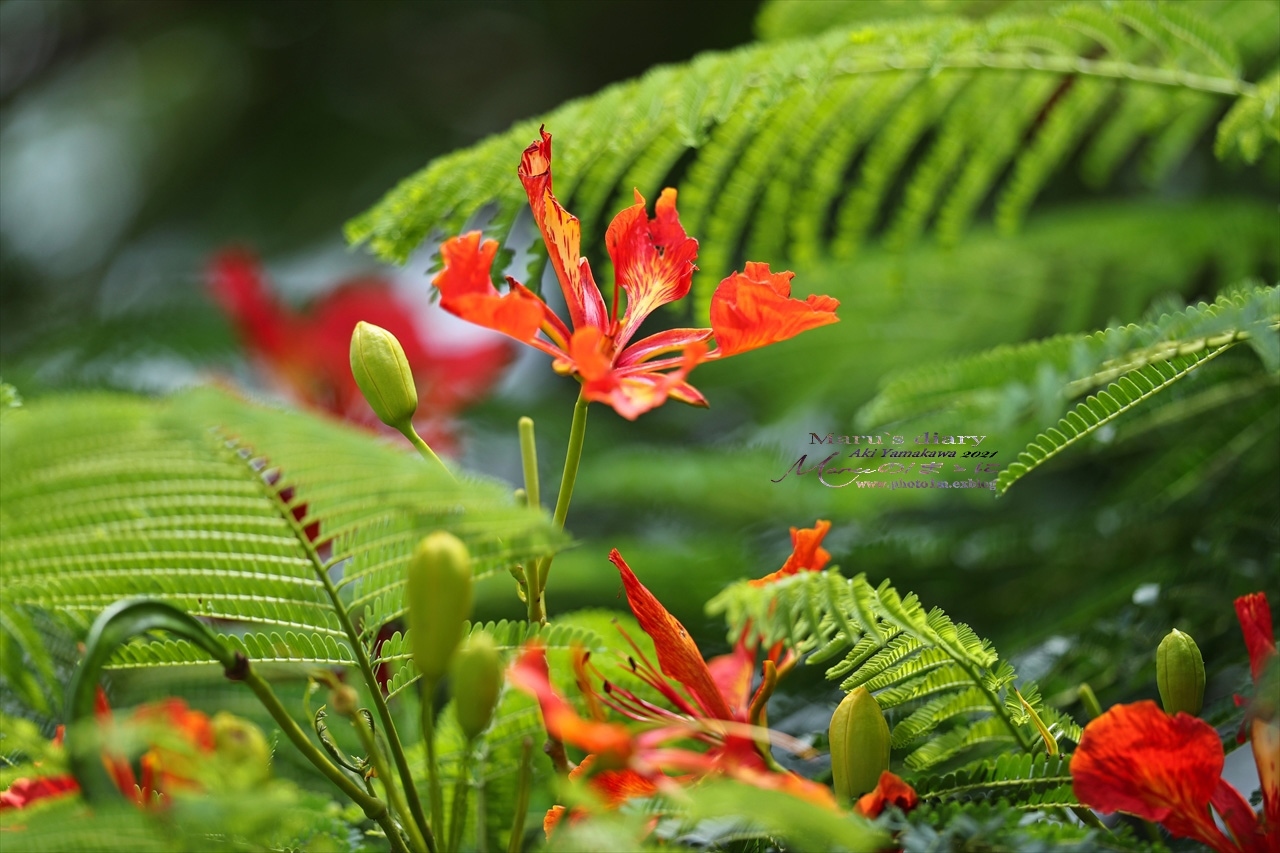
[407,531,473,684]
[350,321,418,432]
[1157,628,1205,716]
[451,631,503,741]
[829,686,890,805]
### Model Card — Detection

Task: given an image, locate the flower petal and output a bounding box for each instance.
[608,549,733,720]
[707,640,756,720]
[433,233,549,345]
[0,775,79,810]
[580,341,706,421]
[709,263,839,358]
[1235,593,1276,683]
[509,645,634,763]
[1072,701,1235,852]
[606,188,699,349]
[518,129,609,332]
[616,327,714,368]
[855,771,919,818]
[750,520,833,587]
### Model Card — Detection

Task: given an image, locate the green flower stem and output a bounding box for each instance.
[421,685,446,845]
[518,416,542,623]
[447,750,472,853]
[530,389,589,623]
[404,425,457,482]
[352,710,431,853]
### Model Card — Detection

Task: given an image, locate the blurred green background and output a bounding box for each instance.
[2,0,1277,727]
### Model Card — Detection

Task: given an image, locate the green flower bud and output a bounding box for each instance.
[829,687,890,805]
[451,631,503,741]
[212,712,272,788]
[407,531,474,684]
[1157,628,1205,716]
[350,321,418,432]
[330,684,360,718]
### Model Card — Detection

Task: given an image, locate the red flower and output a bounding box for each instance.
[855,771,919,819]
[207,249,511,453]
[431,129,839,420]
[0,694,216,813]
[750,519,832,587]
[1071,592,1279,852]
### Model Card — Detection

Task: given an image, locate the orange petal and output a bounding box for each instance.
[582,341,706,421]
[606,188,699,349]
[509,645,634,763]
[1072,701,1236,852]
[707,640,756,720]
[750,520,832,587]
[518,129,608,332]
[591,768,660,807]
[855,771,918,818]
[616,327,714,368]
[709,263,838,358]
[608,549,732,720]
[433,233,548,345]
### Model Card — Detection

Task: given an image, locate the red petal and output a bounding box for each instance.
[582,342,706,421]
[605,188,699,349]
[509,645,633,762]
[1072,701,1235,851]
[608,550,732,720]
[518,129,608,333]
[1235,593,1276,683]
[750,520,832,587]
[206,249,292,359]
[707,640,756,719]
[1210,777,1263,852]
[433,233,548,345]
[591,768,659,807]
[0,775,79,810]
[708,263,838,358]
[855,771,919,818]
[616,327,714,368]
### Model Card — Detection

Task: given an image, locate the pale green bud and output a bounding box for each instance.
[829,687,890,805]
[1157,628,1205,716]
[451,631,503,741]
[350,321,417,431]
[212,712,271,788]
[407,531,473,684]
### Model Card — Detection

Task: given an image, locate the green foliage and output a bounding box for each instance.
[707,569,1081,787]
[0,388,565,670]
[348,1,1276,321]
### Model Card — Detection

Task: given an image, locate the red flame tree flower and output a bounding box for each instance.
[431,128,839,420]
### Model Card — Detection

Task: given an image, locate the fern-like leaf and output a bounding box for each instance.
[0,389,564,670]
[707,569,1075,782]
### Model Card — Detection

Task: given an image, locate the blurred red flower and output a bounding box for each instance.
[207,249,511,454]
[1,693,215,812]
[431,128,839,420]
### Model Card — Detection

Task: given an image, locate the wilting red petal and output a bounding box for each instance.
[433,233,547,344]
[509,645,634,763]
[751,520,832,587]
[1236,593,1276,683]
[855,771,918,818]
[609,550,732,720]
[709,263,838,358]
[0,775,79,810]
[606,188,699,349]
[1072,701,1236,852]
[518,128,608,333]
